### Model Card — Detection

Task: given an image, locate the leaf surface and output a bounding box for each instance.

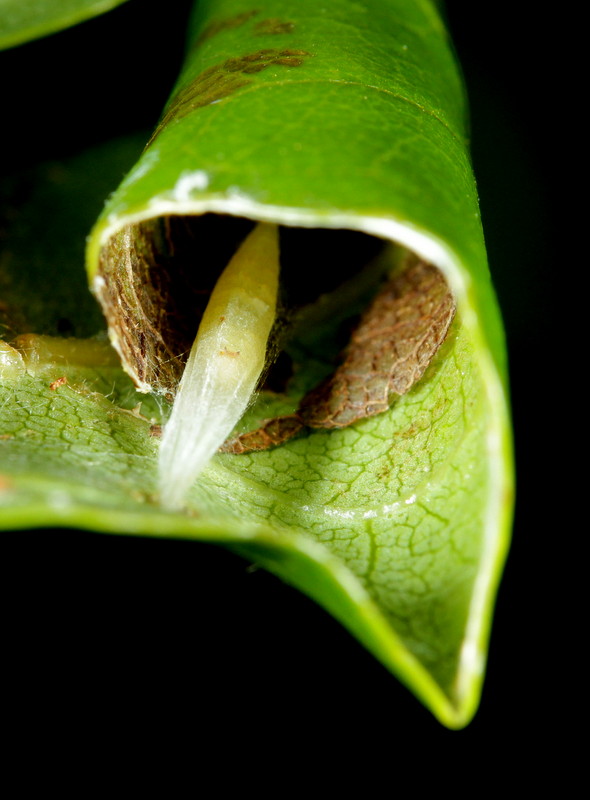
[0,0,131,50]
[0,0,513,728]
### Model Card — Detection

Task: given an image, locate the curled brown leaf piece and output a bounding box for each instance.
[221,258,455,454]
[220,414,304,454]
[300,258,456,428]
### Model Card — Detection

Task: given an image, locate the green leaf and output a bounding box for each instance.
[0,0,513,728]
[0,0,131,50]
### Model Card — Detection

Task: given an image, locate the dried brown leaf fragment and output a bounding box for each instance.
[221,257,455,453]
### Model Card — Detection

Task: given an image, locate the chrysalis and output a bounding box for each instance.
[158,222,279,509]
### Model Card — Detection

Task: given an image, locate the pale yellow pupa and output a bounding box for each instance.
[158,222,279,509]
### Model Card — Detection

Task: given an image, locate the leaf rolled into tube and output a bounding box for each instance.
[78,0,513,728]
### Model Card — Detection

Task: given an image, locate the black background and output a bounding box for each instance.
[1,0,557,769]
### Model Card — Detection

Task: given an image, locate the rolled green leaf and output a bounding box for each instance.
[1,0,513,728]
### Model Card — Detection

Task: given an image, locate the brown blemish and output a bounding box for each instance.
[49,376,68,390]
[395,415,431,439]
[194,10,260,47]
[146,70,251,147]
[149,424,163,438]
[147,48,311,147]
[274,57,305,66]
[254,18,296,35]
[220,258,456,453]
[241,63,268,74]
[219,350,240,357]
[277,49,308,56]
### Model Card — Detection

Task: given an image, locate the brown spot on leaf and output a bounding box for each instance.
[274,57,304,66]
[241,63,269,74]
[147,48,312,147]
[254,18,296,35]
[146,70,251,147]
[49,376,68,390]
[194,10,260,47]
[241,49,275,61]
